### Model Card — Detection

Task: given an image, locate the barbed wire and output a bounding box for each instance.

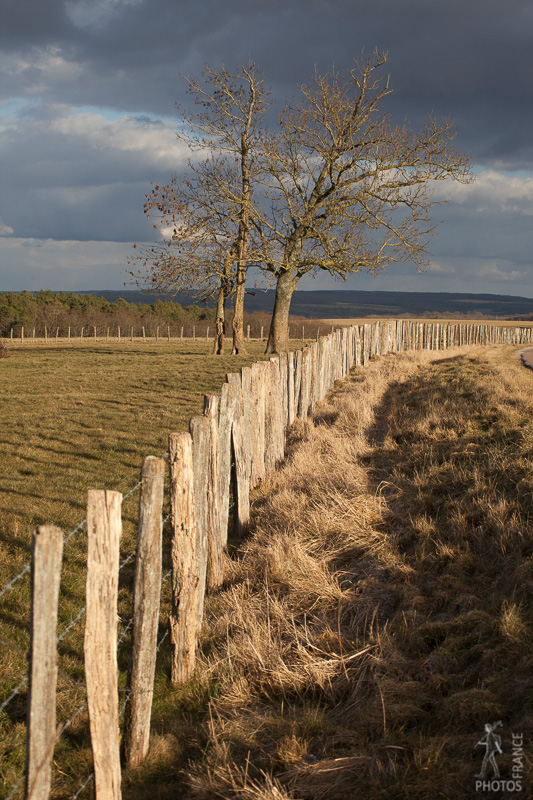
[2,562,173,800]
[0,456,167,605]
[66,600,171,800]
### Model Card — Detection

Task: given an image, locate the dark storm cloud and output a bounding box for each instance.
[3,0,532,166]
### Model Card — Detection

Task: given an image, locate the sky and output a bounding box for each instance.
[1,0,533,298]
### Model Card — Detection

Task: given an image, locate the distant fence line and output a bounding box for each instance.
[3,318,533,800]
[5,321,324,343]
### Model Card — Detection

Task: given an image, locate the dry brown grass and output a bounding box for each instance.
[166,345,533,800]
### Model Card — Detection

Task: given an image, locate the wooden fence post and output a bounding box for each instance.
[25,525,63,800]
[203,395,223,589]
[189,416,209,624]
[85,490,122,800]
[250,362,266,486]
[287,351,295,425]
[218,380,239,546]
[169,432,200,684]
[122,457,165,769]
[227,371,251,537]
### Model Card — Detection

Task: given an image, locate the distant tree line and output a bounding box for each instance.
[0,290,324,340]
[0,290,215,337]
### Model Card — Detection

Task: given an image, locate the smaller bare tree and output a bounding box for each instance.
[129,61,270,354]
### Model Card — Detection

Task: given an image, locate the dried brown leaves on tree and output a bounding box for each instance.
[258,51,473,352]
[128,61,270,354]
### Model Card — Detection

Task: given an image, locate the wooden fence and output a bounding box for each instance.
[8,319,533,800]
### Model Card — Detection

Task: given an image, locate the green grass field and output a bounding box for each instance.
[0,339,289,799]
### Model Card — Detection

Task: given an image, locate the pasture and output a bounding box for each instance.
[1,337,533,798]
[0,339,284,798]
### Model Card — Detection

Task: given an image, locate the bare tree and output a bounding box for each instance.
[128,159,239,353]
[129,61,270,354]
[256,51,473,353]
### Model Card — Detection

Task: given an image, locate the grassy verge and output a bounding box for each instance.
[168,345,532,799]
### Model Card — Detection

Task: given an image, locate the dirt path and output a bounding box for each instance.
[520,346,533,371]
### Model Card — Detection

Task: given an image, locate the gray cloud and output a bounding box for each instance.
[1,0,533,293]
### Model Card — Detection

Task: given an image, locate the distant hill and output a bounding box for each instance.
[78,289,533,319]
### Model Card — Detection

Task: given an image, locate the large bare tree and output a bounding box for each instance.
[256,51,473,353]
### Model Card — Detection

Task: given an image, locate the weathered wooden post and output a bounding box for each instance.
[117,326,120,342]
[189,416,209,623]
[227,371,251,536]
[218,379,239,545]
[25,526,63,800]
[94,326,97,341]
[85,490,122,800]
[250,361,266,486]
[247,324,250,342]
[287,351,295,425]
[169,432,201,683]
[122,457,165,769]
[203,395,223,588]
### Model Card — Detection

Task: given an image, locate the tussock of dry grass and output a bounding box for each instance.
[178,347,533,800]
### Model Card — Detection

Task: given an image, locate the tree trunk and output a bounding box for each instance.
[232,262,247,354]
[212,285,225,355]
[265,270,296,354]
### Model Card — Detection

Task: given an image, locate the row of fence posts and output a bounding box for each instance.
[21,319,533,800]
[8,325,312,343]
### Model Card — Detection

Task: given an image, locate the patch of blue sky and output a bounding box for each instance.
[75,104,177,127]
[0,97,31,116]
